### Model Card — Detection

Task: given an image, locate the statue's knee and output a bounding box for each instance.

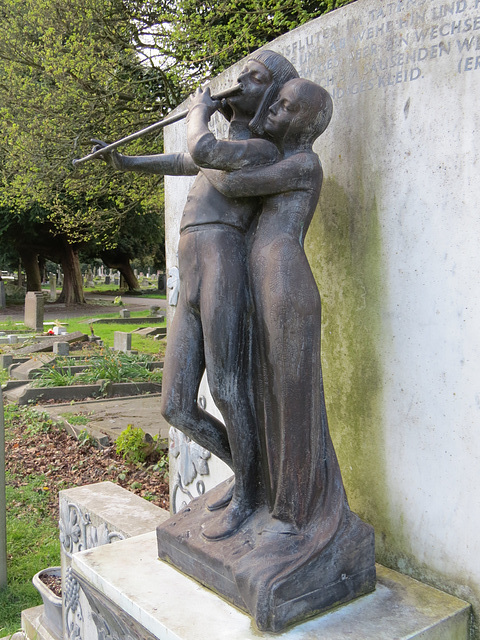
[161,396,178,425]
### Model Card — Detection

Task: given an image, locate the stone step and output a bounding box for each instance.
[21,605,58,640]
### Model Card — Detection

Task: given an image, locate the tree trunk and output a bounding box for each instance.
[101,254,140,292]
[57,243,85,304]
[18,250,42,291]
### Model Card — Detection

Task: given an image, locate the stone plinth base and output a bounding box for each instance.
[22,605,58,640]
[71,530,470,640]
[156,481,375,632]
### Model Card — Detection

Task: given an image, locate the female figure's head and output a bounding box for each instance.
[264,78,333,148]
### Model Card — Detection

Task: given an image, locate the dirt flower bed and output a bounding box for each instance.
[5,410,170,522]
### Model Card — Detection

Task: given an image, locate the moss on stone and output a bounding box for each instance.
[305,176,390,535]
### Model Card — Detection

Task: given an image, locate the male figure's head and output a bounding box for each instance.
[225,50,298,133]
[264,78,333,149]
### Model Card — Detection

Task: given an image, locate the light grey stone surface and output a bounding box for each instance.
[72,531,470,640]
[49,275,57,302]
[22,605,57,640]
[9,354,55,381]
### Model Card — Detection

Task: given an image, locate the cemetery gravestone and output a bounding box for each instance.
[114,331,131,353]
[53,342,69,356]
[24,292,44,332]
[157,273,166,295]
[0,280,5,309]
[49,274,57,302]
[67,0,479,636]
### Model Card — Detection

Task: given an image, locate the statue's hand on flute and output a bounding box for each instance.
[90,139,125,171]
[187,87,222,121]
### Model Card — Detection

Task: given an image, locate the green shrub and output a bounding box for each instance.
[116,425,151,463]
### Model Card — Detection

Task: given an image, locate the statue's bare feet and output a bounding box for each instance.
[207,478,234,512]
[202,502,253,541]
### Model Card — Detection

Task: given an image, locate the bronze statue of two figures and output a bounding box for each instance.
[94,51,376,632]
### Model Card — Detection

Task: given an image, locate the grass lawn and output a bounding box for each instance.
[67,312,167,356]
[0,411,60,637]
[0,309,168,635]
[40,283,167,300]
[0,310,167,357]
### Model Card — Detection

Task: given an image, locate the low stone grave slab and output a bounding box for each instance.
[11,380,162,406]
[0,334,31,345]
[14,332,87,355]
[133,327,165,338]
[42,394,169,443]
[91,317,164,325]
[72,531,470,640]
[0,354,30,369]
[9,354,56,381]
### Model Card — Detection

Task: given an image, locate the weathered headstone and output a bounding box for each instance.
[0,280,5,309]
[120,309,130,319]
[86,268,94,287]
[114,331,131,353]
[53,342,70,356]
[0,354,13,370]
[49,274,57,301]
[157,273,166,294]
[24,291,44,332]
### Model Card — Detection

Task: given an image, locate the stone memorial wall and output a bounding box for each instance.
[164,0,480,634]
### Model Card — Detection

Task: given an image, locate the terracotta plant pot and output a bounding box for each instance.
[32,566,63,639]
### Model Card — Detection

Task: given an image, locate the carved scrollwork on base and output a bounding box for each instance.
[59,501,126,640]
[169,427,210,513]
[73,573,157,640]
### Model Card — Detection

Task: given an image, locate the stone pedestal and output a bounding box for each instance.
[24,292,44,332]
[71,530,470,640]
